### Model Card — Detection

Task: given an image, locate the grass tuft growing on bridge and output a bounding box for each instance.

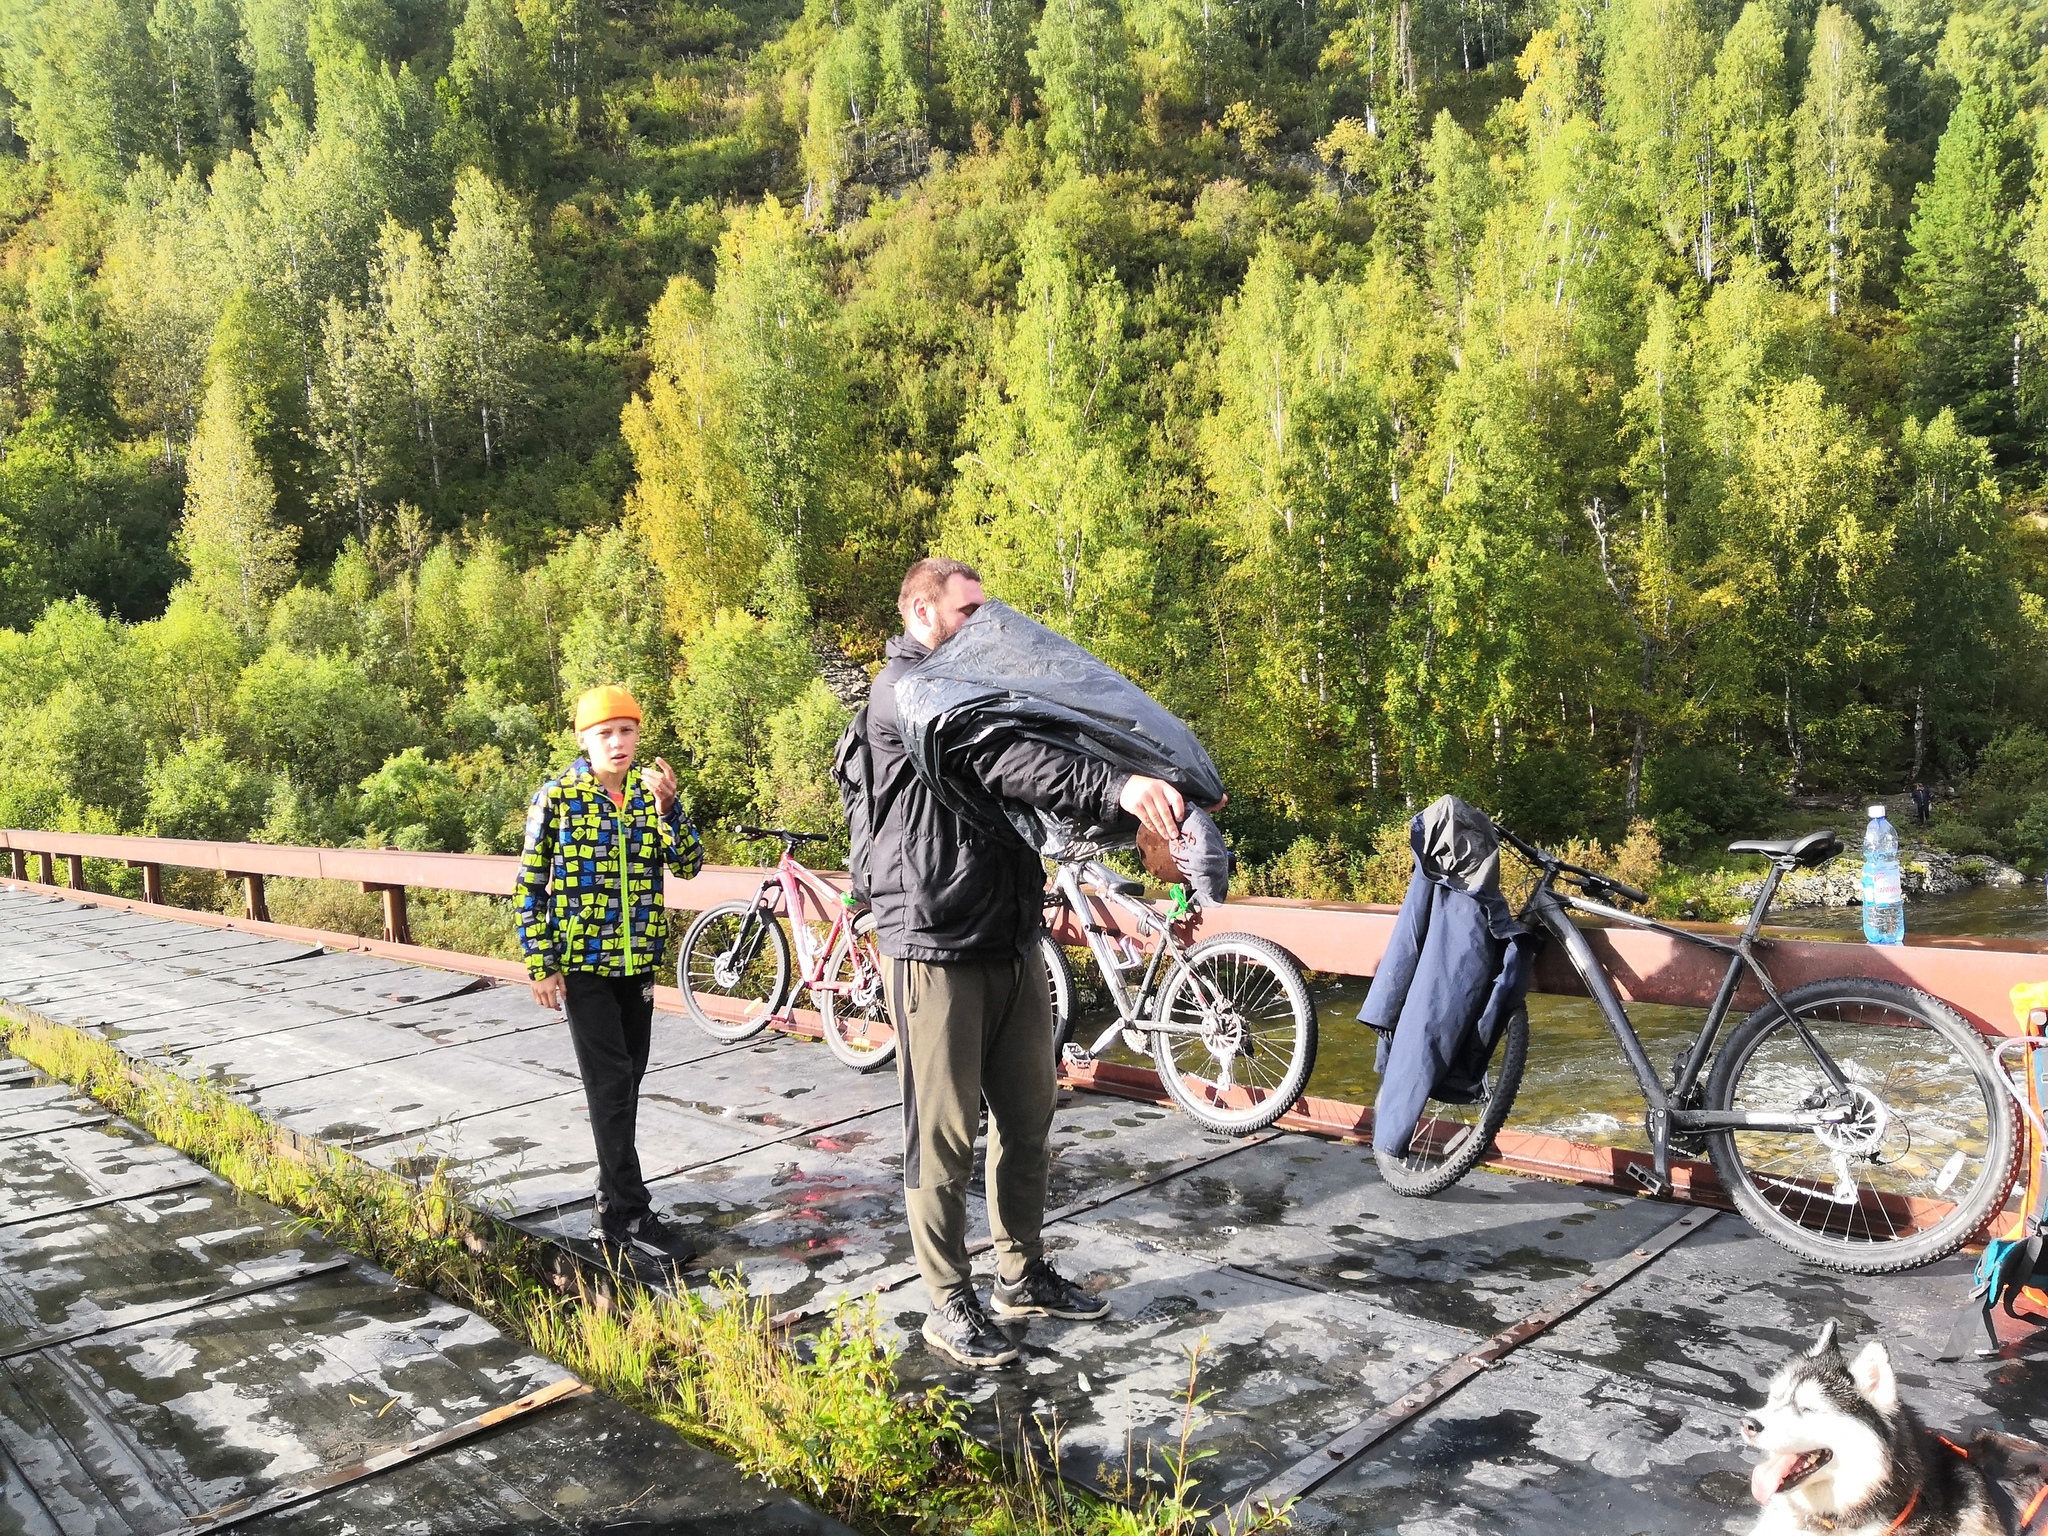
[0,1008,1287,1536]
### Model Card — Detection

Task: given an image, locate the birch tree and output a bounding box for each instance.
[441,169,541,472]
[1710,1,1791,264]
[1789,5,1888,316]
[179,362,296,634]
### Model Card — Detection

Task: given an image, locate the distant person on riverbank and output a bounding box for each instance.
[1912,783,1933,826]
[862,557,1187,1369]
[516,684,704,1271]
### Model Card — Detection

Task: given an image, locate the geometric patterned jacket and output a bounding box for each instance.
[515,758,705,981]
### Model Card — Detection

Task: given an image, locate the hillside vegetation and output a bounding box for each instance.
[6,0,2048,892]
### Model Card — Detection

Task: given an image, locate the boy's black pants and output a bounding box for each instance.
[563,971,655,1228]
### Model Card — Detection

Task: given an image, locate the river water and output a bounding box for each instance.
[1102,883,2048,1148]
[1300,882,2048,1147]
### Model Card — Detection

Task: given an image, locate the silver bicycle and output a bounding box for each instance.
[1045,857,1316,1135]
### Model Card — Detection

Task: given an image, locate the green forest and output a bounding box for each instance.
[6,0,2048,909]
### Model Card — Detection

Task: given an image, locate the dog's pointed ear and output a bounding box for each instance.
[1807,1319,1840,1358]
[1849,1339,1898,1413]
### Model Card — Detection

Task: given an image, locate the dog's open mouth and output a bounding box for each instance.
[1752,1447,1833,1503]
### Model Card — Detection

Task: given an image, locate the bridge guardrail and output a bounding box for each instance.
[2,826,2042,1037]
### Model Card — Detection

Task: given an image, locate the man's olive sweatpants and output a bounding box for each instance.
[888,953,1057,1308]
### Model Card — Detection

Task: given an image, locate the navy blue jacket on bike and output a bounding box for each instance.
[1360,796,1537,1158]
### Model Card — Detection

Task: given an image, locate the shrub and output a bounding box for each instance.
[358,747,469,851]
[1239,823,1412,904]
[234,645,415,798]
[1642,748,1784,855]
[1957,726,2048,852]
[0,675,149,828]
[1925,814,2008,857]
[146,734,267,840]
[754,676,852,852]
[409,891,521,959]
[1242,834,1355,902]
[247,876,383,935]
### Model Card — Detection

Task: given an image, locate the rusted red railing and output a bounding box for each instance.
[5,826,2042,1035]
[5,825,2045,1212]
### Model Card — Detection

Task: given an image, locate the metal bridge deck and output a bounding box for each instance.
[0,1050,852,1534]
[1,887,2042,1534]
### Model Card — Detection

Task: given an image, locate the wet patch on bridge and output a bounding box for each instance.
[2,887,2042,1534]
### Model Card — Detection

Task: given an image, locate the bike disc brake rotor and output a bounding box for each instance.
[1196,1004,1246,1088]
[1810,1084,1892,1158]
[851,969,885,1014]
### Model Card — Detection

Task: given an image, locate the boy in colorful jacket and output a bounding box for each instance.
[517,684,704,1267]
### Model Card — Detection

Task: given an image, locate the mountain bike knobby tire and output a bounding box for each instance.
[1704,977,2019,1273]
[1150,934,1317,1134]
[1373,1004,1530,1197]
[820,927,1074,1072]
[678,901,789,1042]
[819,926,895,1071]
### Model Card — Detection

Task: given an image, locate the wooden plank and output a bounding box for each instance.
[772,1129,1286,1325]
[178,1376,592,1534]
[0,1258,351,1362]
[0,1117,111,1147]
[0,1178,205,1230]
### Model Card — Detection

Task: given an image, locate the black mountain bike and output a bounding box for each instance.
[1378,826,2019,1274]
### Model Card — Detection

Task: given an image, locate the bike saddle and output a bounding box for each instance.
[1725,828,1841,867]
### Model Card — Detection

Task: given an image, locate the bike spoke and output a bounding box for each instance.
[821,930,894,1062]
[1163,950,1298,1098]
[688,914,779,1007]
[1725,1000,1995,1249]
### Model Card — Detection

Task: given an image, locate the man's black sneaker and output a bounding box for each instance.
[921,1290,1019,1368]
[991,1260,1109,1321]
[595,1211,695,1268]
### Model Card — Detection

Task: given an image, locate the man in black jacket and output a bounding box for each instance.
[870,556,1189,1368]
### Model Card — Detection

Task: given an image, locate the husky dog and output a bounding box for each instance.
[1742,1320,2001,1535]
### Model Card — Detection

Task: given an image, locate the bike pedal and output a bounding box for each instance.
[1626,1162,1669,1198]
[1061,1043,1092,1072]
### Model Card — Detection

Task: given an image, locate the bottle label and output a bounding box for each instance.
[1863,870,1901,904]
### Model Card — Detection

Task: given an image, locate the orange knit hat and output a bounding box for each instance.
[573,685,642,733]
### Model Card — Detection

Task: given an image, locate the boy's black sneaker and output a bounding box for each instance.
[922,1290,1019,1368]
[595,1211,695,1268]
[991,1260,1109,1321]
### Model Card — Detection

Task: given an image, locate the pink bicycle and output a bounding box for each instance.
[676,826,896,1068]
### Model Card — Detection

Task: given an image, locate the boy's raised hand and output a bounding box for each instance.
[645,756,678,812]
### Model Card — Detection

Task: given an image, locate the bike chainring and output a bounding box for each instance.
[1652,1085,1710,1158]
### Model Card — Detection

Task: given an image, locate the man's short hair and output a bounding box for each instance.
[898,557,981,619]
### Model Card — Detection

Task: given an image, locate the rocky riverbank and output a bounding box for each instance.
[1732,842,2027,909]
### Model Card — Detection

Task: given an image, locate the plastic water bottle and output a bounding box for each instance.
[1861,804,1904,946]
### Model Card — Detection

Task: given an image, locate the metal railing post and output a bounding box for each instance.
[361,883,411,945]
[233,873,268,924]
[9,849,23,880]
[35,852,53,885]
[64,854,84,891]
[129,861,162,904]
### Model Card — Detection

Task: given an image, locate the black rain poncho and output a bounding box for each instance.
[893,601,1230,899]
